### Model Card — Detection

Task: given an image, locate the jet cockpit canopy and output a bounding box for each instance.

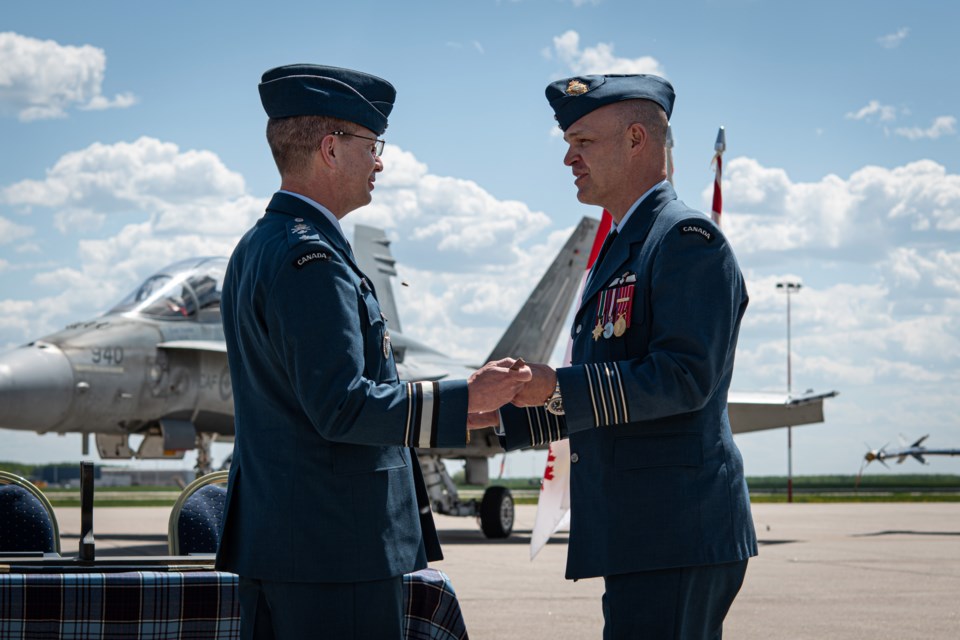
[109,257,227,322]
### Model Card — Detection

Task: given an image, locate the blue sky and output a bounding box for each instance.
[2,0,958,479]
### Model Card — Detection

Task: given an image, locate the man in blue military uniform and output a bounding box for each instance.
[216,64,531,640]
[469,74,757,639]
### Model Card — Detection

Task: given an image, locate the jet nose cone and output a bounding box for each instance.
[0,342,75,431]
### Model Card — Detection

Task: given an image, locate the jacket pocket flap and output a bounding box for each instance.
[334,445,407,475]
[614,432,702,470]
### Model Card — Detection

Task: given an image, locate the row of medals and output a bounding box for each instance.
[593,313,629,341]
[592,283,633,341]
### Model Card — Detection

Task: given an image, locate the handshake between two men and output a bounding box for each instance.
[464,357,553,430]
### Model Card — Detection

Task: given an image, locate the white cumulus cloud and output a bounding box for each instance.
[546,30,666,76]
[0,216,34,244]
[846,100,897,122]
[714,157,960,259]
[0,32,136,121]
[894,115,957,140]
[2,137,248,228]
[354,146,551,264]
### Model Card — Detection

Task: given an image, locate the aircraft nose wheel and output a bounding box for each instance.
[479,486,514,538]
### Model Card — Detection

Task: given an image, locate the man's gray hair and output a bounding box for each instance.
[266,115,344,177]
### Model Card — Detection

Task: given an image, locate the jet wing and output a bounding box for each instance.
[727,390,839,434]
[157,340,228,352]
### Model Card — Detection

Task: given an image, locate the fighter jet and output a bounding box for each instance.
[0,255,233,473]
[0,217,837,538]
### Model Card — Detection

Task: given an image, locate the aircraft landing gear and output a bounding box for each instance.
[479,485,514,539]
[194,433,215,477]
[417,453,516,539]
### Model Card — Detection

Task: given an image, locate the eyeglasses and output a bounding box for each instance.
[330,130,385,157]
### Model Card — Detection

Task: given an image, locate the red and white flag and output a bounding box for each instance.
[711,126,726,226]
[530,210,612,560]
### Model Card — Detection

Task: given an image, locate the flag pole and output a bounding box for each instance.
[711,126,725,226]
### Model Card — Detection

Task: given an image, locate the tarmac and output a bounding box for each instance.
[55,503,960,639]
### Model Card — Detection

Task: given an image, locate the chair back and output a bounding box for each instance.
[0,471,61,554]
[168,471,229,555]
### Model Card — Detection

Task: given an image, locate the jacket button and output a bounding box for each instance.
[576,324,582,334]
[570,453,579,463]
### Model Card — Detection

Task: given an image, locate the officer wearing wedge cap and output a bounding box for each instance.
[216,64,530,639]
[470,74,757,638]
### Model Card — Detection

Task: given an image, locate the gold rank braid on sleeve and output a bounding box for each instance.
[522,406,564,447]
[584,363,630,428]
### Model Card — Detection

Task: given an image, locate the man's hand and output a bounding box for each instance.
[510,362,558,407]
[467,357,532,414]
[467,412,501,430]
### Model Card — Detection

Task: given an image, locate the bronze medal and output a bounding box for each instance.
[614,314,627,337]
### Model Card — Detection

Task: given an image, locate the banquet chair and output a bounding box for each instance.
[0,470,60,554]
[168,470,229,555]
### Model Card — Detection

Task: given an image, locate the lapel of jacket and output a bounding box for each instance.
[577,183,677,314]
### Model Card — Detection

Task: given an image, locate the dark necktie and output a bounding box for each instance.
[587,229,618,288]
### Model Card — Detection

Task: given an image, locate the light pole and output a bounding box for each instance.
[776,280,802,503]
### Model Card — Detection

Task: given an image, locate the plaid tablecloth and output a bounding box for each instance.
[402,568,469,640]
[0,568,468,639]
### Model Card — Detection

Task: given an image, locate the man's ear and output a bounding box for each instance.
[318,134,338,167]
[628,122,647,153]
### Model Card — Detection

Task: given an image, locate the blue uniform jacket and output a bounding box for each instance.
[216,192,469,583]
[500,183,758,580]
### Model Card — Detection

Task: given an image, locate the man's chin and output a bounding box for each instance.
[575,190,596,205]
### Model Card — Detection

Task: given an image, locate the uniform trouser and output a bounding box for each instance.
[238,575,404,640]
[602,559,748,640]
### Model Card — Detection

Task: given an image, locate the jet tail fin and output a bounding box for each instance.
[353,225,403,333]
[486,216,600,363]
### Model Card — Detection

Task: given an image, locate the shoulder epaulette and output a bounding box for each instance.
[286,217,322,248]
[284,218,339,270]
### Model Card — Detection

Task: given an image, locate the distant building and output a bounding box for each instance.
[100,467,195,488]
[31,464,193,488]
[35,464,101,486]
